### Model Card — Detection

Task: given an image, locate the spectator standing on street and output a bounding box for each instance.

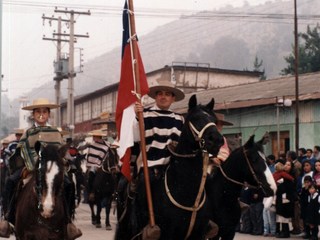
[286,150,303,235]
[296,160,314,195]
[303,149,317,169]
[305,183,320,240]
[313,160,320,188]
[298,148,307,163]
[299,176,312,238]
[263,155,277,237]
[314,146,320,161]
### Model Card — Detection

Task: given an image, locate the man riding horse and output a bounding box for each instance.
[0,98,82,240]
[86,129,110,200]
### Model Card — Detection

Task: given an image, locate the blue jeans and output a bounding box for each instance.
[263,207,276,234]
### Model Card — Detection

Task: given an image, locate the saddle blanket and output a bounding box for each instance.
[86,141,110,167]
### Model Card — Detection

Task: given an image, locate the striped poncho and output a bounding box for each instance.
[134,105,184,172]
[12,125,62,172]
[86,140,110,167]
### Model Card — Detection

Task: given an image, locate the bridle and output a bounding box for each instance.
[166,118,217,240]
[101,151,118,174]
[215,147,267,195]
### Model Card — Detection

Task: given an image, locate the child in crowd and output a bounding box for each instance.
[305,183,320,240]
[297,160,314,194]
[299,176,313,239]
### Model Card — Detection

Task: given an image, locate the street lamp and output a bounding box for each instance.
[276,96,292,158]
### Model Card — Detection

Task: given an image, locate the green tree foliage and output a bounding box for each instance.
[280,24,320,75]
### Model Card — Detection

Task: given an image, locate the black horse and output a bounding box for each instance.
[209,135,277,240]
[115,94,224,240]
[70,153,87,206]
[88,147,118,229]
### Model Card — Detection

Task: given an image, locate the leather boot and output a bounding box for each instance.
[205,220,219,238]
[142,223,161,240]
[239,200,250,214]
[67,223,82,240]
[0,221,11,238]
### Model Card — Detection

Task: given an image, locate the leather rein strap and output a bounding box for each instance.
[165,121,216,240]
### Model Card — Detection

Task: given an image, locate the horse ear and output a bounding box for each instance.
[206,98,215,111]
[257,132,270,145]
[188,94,197,112]
[244,135,255,150]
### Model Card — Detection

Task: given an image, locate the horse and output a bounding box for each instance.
[209,134,277,240]
[70,153,87,207]
[0,162,8,218]
[15,142,69,240]
[115,94,224,240]
[88,147,118,229]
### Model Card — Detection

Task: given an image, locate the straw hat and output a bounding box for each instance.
[215,113,233,126]
[2,139,9,144]
[22,98,60,110]
[57,127,70,136]
[88,130,107,137]
[15,129,24,135]
[148,80,185,102]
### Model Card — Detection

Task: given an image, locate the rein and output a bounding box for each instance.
[165,121,216,240]
[215,147,265,193]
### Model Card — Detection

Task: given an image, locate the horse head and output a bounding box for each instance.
[179,94,224,156]
[242,135,277,197]
[102,147,119,176]
[34,142,67,218]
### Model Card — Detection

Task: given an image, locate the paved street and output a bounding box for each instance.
[7,203,311,239]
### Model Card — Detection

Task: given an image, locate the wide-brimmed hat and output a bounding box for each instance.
[15,129,24,135]
[57,127,70,136]
[148,80,185,102]
[2,139,9,144]
[22,98,60,110]
[88,130,107,137]
[215,113,233,126]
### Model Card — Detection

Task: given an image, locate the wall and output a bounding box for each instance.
[219,100,320,157]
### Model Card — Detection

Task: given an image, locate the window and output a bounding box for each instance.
[92,97,101,119]
[83,101,90,121]
[75,104,82,123]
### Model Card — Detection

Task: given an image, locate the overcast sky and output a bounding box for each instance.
[1,0,280,101]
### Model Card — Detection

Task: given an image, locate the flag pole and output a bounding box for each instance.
[127,0,156,227]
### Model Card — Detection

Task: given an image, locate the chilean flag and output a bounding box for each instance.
[115,0,149,181]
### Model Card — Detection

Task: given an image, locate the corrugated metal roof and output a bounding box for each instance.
[170,71,320,113]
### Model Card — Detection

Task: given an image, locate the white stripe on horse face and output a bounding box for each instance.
[258,151,277,195]
[42,161,59,218]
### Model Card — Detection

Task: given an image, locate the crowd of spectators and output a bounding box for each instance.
[237,146,320,240]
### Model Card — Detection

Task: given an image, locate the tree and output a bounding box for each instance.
[280,24,320,75]
[253,56,267,80]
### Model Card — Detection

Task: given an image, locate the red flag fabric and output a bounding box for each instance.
[115,0,149,181]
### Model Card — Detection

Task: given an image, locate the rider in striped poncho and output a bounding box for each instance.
[133,80,185,179]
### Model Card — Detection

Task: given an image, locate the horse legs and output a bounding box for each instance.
[105,196,112,230]
[95,200,102,228]
[89,201,96,225]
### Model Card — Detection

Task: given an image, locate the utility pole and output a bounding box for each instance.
[294,0,299,153]
[54,9,90,137]
[43,8,90,137]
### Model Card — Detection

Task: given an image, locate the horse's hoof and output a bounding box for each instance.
[92,221,96,225]
[96,223,101,228]
[106,225,112,230]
